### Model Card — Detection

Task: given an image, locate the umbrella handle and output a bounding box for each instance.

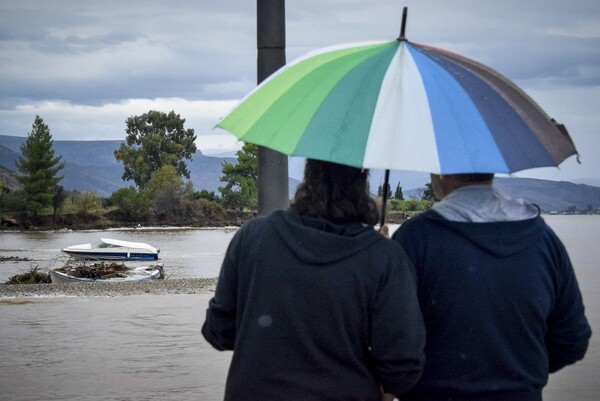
[380,169,391,228]
[397,7,408,41]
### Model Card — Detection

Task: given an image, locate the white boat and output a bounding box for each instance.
[61,238,160,261]
[50,265,162,284]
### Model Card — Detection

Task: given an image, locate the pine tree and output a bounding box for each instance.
[422,182,436,201]
[377,183,392,199]
[394,182,404,200]
[15,115,65,216]
[385,183,392,199]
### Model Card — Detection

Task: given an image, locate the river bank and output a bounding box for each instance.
[1,210,412,232]
[0,277,218,299]
[0,210,257,231]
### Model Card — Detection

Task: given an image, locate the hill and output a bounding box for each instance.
[0,135,235,197]
[0,165,20,192]
[493,177,600,212]
[1,135,599,212]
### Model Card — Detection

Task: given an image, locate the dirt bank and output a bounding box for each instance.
[1,210,256,231]
[0,277,218,298]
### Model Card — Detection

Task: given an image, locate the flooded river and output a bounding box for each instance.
[0,215,598,400]
[0,227,238,282]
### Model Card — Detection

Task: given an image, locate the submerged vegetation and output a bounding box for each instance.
[4,262,166,285]
[54,261,165,281]
[5,267,51,285]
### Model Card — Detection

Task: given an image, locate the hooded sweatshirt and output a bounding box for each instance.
[202,209,425,401]
[392,209,591,401]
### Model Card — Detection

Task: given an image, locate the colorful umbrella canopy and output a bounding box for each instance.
[216,38,578,175]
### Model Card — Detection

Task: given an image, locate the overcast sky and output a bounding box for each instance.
[1,0,598,182]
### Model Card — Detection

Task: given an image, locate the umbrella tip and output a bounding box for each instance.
[397,6,408,41]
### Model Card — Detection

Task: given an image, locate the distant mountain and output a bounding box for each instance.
[0,135,235,197]
[494,177,600,212]
[0,165,20,191]
[1,134,599,211]
[404,177,600,212]
[572,178,600,187]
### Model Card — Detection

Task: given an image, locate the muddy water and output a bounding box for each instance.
[0,216,598,400]
[0,294,231,401]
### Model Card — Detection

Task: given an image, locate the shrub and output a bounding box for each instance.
[108,187,152,221]
[196,198,225,220]
[61,191,103,216]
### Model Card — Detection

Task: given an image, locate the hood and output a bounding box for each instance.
[270,210,382,265]
[424,210,547,258]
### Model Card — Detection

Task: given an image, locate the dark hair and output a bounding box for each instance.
[453,173,494,184]
[290,159,379,226]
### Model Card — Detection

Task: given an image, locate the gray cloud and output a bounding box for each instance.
[2,0,598,106]
[0,1,257,106]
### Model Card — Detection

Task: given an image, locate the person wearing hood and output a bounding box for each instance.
[202,159,426,401]
[392,173,591,401]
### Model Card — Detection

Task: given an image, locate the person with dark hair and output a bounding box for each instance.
[202,159,425,401]
[392,173,591,401]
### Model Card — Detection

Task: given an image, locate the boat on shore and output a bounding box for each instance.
[61,238,159,261]
[50,264,162,284]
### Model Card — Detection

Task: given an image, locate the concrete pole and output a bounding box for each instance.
[257,0,289,215]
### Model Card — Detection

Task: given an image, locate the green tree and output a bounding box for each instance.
[114,110,197,189]
[147,165,186,197]
[422,182,436,201]
[15,115,65,216]
[108,187,152,221]
[195,198,225,220]
[52,185,66,221]
[394,182,404,200]
[148,165,193,220]
[219,143,258,211]
[192,189,220,203]
[377,183,392,199]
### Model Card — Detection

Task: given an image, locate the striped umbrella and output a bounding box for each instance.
[216,8,578,222]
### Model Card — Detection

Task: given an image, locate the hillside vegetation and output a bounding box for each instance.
[2,134,600,216]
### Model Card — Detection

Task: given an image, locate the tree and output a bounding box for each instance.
[219,143,258,211]
[192,189,220,203]
[114,110,197,189]
[108,187,152,221]
[422,182,436,201]
[377,182,392,199]
[52,185,66,221]
[148,165,193,220]
[15,115,65,216]
[394,182,404,200]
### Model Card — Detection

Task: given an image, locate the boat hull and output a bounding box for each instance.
[61,238,159,261]
[50,267,161,284]
[61,250,159,261]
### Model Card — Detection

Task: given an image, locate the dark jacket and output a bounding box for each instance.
[202,209,425,401]
[393,210,591,401]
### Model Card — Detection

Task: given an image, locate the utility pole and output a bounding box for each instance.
[257,0,288,215]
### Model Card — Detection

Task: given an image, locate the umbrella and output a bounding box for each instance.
[216,7,578,225]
